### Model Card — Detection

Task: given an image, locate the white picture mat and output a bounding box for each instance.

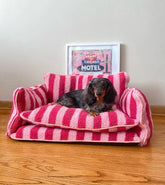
[66,43,120,75]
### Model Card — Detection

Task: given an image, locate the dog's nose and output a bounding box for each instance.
[96,92,102,97]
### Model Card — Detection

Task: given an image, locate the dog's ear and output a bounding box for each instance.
[104,83,117,103]
[86,80,94,95]
[82,79,96,105]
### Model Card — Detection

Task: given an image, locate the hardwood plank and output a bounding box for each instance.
[0,111,165,185]
[0,109,11,114]
[0,101,12,109]
[150,105,165,116]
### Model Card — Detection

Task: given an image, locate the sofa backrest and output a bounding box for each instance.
[44,72,129,103]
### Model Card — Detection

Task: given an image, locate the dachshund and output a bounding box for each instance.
[56,78,117,116]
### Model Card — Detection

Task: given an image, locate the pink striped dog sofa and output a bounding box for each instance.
[7,72,153,146]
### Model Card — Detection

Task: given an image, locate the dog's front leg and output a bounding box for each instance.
[83,104,99,117]
[89,110,100,117]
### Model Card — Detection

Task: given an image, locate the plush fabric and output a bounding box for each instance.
[44,72,129,103]
[20,104,138,132]
[119,88,153,146]
[7,72,153,146]
[10,125,140,143]
[7,84,48,136]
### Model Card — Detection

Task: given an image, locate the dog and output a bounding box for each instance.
[56,78,117,116]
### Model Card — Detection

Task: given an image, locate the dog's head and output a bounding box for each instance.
[85,78,117,103]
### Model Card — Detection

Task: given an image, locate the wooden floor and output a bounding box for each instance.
[0,110,165,185]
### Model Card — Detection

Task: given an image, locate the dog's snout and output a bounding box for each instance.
[96,92,102,97]
[96,88,102,96]
[94,89,102,97]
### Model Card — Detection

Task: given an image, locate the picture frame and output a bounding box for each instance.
[66,43,120,75]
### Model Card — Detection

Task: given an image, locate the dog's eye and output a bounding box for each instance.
[94,81,97,86]
[101,81,106,87]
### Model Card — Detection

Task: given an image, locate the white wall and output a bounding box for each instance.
[0,0,165,105]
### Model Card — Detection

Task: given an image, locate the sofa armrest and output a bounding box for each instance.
[17,84,48,112]
[119,88,140,120]
[119,88,153,146]
[7,84,48,136]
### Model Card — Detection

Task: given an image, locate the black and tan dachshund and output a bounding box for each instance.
[56,78,117,116]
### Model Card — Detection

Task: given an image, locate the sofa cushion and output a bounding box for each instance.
[20,104,138,132]
[12,124,140,144]
[44,72,129,103]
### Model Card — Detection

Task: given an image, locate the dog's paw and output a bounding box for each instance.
[56,102,63,106]
[89,110,100,117]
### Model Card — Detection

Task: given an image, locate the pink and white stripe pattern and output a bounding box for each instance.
[20,104,138,132]
[7,73,153,146]
[11,125,140,143]
[44,72,129,103]
[7,84,48,136]
[119,88,153,146]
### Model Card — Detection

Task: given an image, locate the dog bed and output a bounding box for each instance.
[7,72,153,146]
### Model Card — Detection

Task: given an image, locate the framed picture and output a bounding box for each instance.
[66,43,120,75]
